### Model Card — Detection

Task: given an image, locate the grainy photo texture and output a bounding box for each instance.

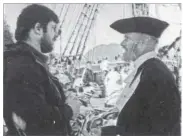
[3,3,181,136]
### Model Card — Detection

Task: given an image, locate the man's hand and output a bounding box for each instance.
[12,112,26,131]
[90,128,102,136]
[66,94,81,119]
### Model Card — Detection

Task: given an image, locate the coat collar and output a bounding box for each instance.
[18,41,49,64]
[124,51,157,83]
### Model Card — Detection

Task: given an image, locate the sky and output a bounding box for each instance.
[4,4,181,55]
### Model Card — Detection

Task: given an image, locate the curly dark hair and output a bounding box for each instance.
[15,4,59,41]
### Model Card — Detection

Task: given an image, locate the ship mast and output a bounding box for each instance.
[79,4,99,60]
[62,4,88,56]
[75,4,96,56]
[59,4,70,57]
[69,4,91,55]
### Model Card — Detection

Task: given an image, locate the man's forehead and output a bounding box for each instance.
[125,32,153,40]
[125,32,142,37]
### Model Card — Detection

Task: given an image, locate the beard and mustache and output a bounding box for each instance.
[40,33,58,53]
[40,38,53,53]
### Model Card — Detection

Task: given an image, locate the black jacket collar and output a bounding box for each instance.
[13,41,49,64]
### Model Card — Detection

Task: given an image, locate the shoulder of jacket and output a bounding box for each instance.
[4,44,36,66]
[138,58,170,81]
[142,58,168,73]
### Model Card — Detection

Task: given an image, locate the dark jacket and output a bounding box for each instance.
[83,68,94,85]
[4,42,73,136]
[102,58,181,136]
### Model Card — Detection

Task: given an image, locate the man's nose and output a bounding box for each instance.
[53,34,59,41]
[120,40,126,46]
[120,42,127,51]
[54,29,61,41]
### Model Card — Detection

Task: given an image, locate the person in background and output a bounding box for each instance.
[4,4,81,136]
[104,66,123,107]
[83,61,94,86]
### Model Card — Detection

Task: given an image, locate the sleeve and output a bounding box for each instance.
[64,104,73,120]
[5,56,63,125]
[101,125,126,136]
[51,77,73,120]
[101,126,117,136]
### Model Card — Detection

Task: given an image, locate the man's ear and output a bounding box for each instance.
[33,22,43,36]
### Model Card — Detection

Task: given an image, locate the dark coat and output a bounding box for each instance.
[83,68,94,85]
[4,42,73,136]
[102,58,181,136]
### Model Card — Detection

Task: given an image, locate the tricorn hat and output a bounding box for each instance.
[110,17,169,38]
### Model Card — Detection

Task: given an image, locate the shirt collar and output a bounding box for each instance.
[134,51,157,69]
[124,51,157,83]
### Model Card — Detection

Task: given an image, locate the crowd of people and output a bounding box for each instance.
[3,4,181,136]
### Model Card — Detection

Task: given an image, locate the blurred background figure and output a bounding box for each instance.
[104,66,123,107]
[83,61,94,86]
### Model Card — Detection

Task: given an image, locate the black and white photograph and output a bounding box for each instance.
[3,3,181,136]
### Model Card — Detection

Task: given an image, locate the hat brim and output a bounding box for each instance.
[110,17,169,38]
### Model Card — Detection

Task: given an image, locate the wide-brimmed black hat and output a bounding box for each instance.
[110,17,169,38]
